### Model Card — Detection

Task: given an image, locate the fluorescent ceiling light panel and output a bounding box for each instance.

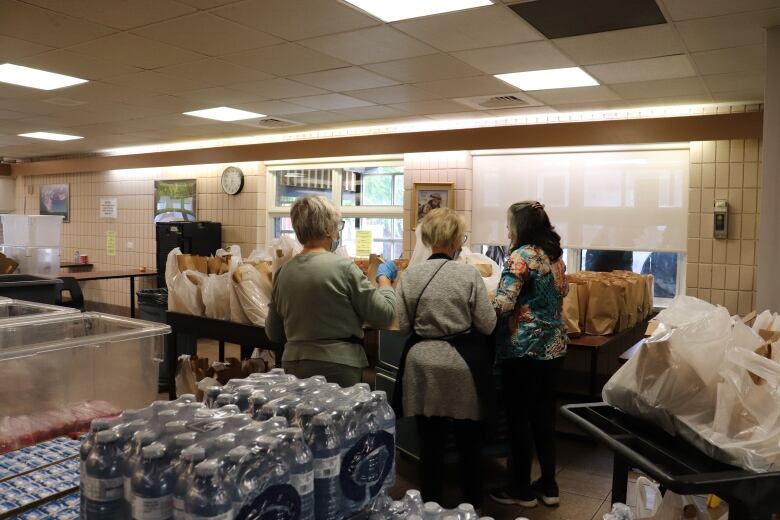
[0,63,87,90]
[495,67,599,91]
[19,132,83,141]
[342,0,493,22]
[184,106,266,122]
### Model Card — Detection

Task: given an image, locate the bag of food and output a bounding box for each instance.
[585,279,619,335]
[169,270,206,315]
[165,247,182,291]
[175,354,209,398]
[562,289,581,336]
[458,248,502,291]
[232,264,271,326]
[242,348,276,376]
[202,272,231,321]
[227,248,250,324]
[408,226,431,268]
[271,234,303,275]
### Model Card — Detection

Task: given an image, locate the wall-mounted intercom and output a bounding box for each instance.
[714,199,728,239]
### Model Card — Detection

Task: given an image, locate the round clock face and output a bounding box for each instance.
[221,166,244,195]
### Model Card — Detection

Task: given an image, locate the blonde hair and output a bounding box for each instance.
[420,208,465,250]
[290,196,341,244]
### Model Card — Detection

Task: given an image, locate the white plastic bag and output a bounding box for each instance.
[165,247,182,291]
[654,295,717,329]
[232,264,271,326]
[202,273,231,321]
[227,249,250,324]
[458,248,501,292]
[169,270,206,315]
[408,227,431,268]
[271,235,303,275]
[646,491,709,519]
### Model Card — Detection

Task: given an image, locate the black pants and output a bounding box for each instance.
[416,416,484,507]
[501,356,564,492]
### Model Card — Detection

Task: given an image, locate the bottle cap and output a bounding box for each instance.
[371,390,387,401]
[207,386,223,395]
[179,394,196,403]
[95,430,119,443]
[220,405,240,415]
[181,446,206,462]
[195,460,219,477]
[268,417,288,427]
[227,415,252,427]
[406,490,421,499]
[164,420,188,434]
[127,419,147,429]
[237,386,253,397]
[158,410,177,419]
[174,432,198,448]
[312,413,332,427]
[91,418,111,432]
[215,433,236,449]
[423,502,442,513]
[121,409,143,421]
[228,446,250,462]
[458,504,475,512]
[142,443,166,459]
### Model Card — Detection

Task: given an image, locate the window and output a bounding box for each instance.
[268,160,405,258]
[582,249,680,299]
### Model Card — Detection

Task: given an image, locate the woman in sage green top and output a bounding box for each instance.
[265,195,398,387]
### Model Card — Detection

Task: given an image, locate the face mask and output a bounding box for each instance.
[330,238,341,252]
[453,247,462,260]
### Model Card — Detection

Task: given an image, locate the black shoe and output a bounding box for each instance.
[488,488,538,507]
[531,479,560,507]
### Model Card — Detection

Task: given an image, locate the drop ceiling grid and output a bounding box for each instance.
[0,0,772,158]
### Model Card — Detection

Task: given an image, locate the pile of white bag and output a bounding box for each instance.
[166,236,304,326]
[603,295,780,472]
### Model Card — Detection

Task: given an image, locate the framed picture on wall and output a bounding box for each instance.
[154,179,197,223]
[413,182,454,228]
[39,184,69,222]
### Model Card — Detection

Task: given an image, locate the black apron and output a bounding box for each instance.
[391,255,497,433]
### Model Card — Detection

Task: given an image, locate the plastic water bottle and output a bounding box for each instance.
[249,391,269,420]
[307,413,342,520]
[119,420,149,457]
[125,430,158,505]
[185,460,233,520]
[216,393,237,408]
[84,430,128,519]
[371,391,396,490]
[204,386,223,408]
[457,503,478,520]
[404,490,424,515]
[275,428,314,520]
[160,420,188,453]
[209,433,237,462]
[80,419,113,516]
[131,443,175,520]
[234,437,295,518]
[170,432,198,462]
[338,403,368,514]
[172,446,206,520]
[222,446,250,514]
[235,386,253,413]
[422,502,443,520]
[225,414,252,432]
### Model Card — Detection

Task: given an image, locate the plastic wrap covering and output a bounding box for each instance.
[201,272,230,321]
[271,234,303,275]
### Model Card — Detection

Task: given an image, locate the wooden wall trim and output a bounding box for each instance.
[10,111,763,177]
[0,164,10,176]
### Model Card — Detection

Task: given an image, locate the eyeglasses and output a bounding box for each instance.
[463,234,469,244]
[338,220,345,231]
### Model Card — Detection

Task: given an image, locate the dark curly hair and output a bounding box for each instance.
[507,201,563,262]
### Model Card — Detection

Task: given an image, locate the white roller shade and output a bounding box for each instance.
[472,148,689,252]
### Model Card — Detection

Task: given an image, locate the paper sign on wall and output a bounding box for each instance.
[106,230,117,257]
[356,230,373,257]
[100,197,117,219]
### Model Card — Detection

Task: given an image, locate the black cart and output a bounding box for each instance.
[561,403,780,520]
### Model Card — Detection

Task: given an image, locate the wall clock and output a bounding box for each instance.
[221,166,244,195]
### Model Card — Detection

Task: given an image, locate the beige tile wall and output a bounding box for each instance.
[686,139,762,314]
[13,161,265,312]
[402,151,472,257]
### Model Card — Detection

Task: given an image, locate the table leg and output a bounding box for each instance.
[130,276,135,319]
[590,349,599,399]
[611,454,628,505]
[219,341,225,362]
[168,330,177,400]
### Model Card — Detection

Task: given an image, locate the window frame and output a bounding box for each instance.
[265,158,405,252]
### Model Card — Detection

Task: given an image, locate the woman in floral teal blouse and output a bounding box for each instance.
[489,201,569,509]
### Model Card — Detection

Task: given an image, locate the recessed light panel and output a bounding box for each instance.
[495,67,599,91]
[19,132,83,141]
[0,64,87,90]
[183,106,266,121]
[342,0,493,22]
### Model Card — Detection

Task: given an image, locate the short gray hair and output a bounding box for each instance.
[420,207,465,250]
[290,196,341,244]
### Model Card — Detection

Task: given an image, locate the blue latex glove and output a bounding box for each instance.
[376,260,398,283]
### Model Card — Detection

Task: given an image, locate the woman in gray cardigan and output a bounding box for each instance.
[395,207,496,508]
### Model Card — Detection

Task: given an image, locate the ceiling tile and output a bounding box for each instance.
[289,111,354,124]
[585,55,696,84]
[0,0,116,47]
[452,41,574,74]
[703,71,765,93]
[660,0,780,21]
[231,78,329,98]
[286,93,374,110]
[392,5,541,52]
[176,86,266,105]
[212,0,379,40]
[15,50,141,81]
[157,59,272,87]
[547,100,629,112]
[528,85,621,105]
[291,67,397,92]
[233,100,317,115]
[300,26,436,65]
[69,33,204,69]
[691,45,766,75]
[629,95,715,107]
[22,0,195,30]
[609,77,708,99]
[344,84,439,104]
[133,13,281,57]
[222,43,349,76]
[388,99,470,115]
[330,105,408,120]
[364,54,482,83]
[107,71,206,95]
[0,35,51,61]
[425,111,495,121]
[711,89,765,103]
[552,24,685,65]
[414,75,519,99]
[675,8,780,52]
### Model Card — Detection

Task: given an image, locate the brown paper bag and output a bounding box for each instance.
[0,254,18,274]
[175,355,209,398]
[206,357,245,385]
[177,254,196,272]
[611,279,630,332]
[207,257,223,274]
[562,290,581,336]
[576,282,589,334]
[193,256,209,274]
[585,279,619,335]
[643,274,654,319]
[242,349,277,376]
[367,254,384,288]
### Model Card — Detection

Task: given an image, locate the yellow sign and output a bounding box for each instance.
[106,230,117,257]
[356,230,373,257]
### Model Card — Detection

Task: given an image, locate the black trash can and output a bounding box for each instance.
[137,288,197,389]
